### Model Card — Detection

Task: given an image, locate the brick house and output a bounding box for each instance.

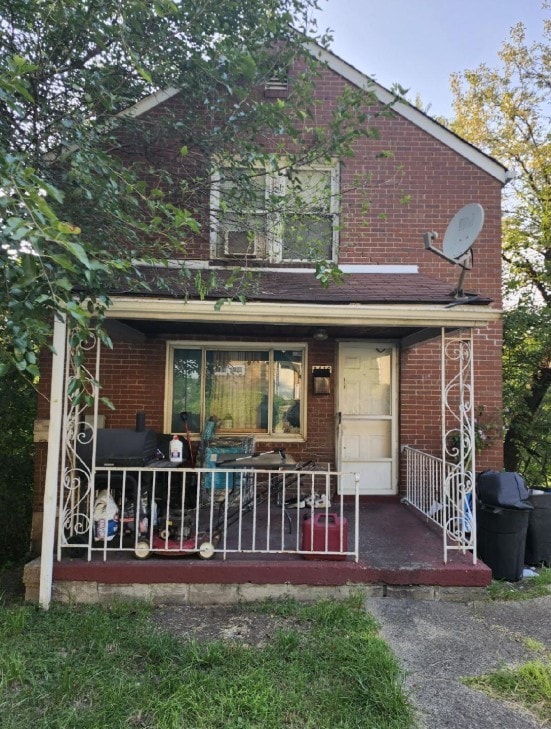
[27,43,508,606]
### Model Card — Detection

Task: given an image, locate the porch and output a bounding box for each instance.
[24,496,491,604]
[32,290,501,607]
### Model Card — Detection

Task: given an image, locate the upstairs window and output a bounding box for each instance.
[210,161,339,263]
[213,167,268,259]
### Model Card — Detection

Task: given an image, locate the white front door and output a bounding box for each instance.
[337,342,397,495]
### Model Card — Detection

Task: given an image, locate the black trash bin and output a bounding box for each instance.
[477,502,531,581]
[477,470,532,509]
[525,492,551,566]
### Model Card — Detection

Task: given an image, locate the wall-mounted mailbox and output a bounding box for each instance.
[312,366,332,395]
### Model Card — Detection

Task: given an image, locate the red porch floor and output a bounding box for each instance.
[50,500,491,588]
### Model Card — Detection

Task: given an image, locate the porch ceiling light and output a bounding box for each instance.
[312,327,328,341]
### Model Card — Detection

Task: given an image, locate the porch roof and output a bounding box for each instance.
[106,268,501,344]
[110,268,493,306]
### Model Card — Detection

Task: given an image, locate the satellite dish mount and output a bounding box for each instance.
[423,203,484,298]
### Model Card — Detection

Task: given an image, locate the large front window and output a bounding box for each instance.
[167,343,305,438]
[210,162,339,262]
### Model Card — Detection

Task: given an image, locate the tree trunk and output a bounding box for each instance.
[504,364,551,472]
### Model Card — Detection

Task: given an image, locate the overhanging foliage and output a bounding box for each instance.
[0,0,389,382]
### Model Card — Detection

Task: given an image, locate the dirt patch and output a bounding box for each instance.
[1,565,310,647]
[150,604,310,647]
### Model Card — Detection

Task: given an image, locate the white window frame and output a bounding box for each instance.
[165,341,308,442]
[210,160,340,263]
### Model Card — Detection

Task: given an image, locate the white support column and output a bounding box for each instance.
[441,327,477,563]
[39,315,67,610]
[440,327,448,561]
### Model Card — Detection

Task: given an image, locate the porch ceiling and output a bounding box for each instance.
[106,316,439,343]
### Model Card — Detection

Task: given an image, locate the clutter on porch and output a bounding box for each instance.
[60,413,357,565]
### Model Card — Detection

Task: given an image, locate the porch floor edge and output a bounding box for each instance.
[23,555,492,604]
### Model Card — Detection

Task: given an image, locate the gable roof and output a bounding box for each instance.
[122,41,509,185]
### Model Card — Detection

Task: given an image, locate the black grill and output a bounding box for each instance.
[78,428,159,467]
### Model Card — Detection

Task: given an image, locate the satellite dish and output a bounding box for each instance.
[423,203,485,298]
[442,203,484,260]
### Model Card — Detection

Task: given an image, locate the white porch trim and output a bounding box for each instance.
[107,297,501,329]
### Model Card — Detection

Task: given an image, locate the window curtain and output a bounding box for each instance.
[206,351,269,431]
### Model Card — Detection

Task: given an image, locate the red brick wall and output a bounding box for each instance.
[400,322,504,477]
[97,339,166,432]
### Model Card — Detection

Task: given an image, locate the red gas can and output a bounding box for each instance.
[301,512,348,560]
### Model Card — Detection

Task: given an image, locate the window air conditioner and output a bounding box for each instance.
[223,229,257,258]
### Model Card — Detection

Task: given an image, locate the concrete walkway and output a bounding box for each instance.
[365,594,550,728]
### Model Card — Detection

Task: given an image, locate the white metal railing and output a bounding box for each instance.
[59,465,360,562]
[402,446,476,563]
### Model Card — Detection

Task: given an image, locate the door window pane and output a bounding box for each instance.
[342,349,392,416]
[365,351,391,415]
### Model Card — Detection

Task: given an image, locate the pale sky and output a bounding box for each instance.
[315,0,548,118]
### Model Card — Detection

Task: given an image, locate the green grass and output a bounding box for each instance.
[465,572,551,726]
[463,659,551,726]
[486,566,551,601]
[0,595,415,729]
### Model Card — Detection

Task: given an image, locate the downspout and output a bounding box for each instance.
[39,315,67,610]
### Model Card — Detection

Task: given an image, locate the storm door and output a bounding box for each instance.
[337,342,397,495]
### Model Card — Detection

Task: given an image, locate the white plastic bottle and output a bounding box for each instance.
[169,434,183,463]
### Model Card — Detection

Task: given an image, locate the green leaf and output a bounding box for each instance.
[136,66,153,84]
[57,221,81,235]
[62,240,90,267]
[54,277,74,291]
[49,254,78,272]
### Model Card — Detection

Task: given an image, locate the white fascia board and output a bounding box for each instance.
[108,297,502,329]
[117,87,181,119]
[137,260,418,274]
[303,42,509,185]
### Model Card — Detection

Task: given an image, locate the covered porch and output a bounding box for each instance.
[33,271,501,607]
